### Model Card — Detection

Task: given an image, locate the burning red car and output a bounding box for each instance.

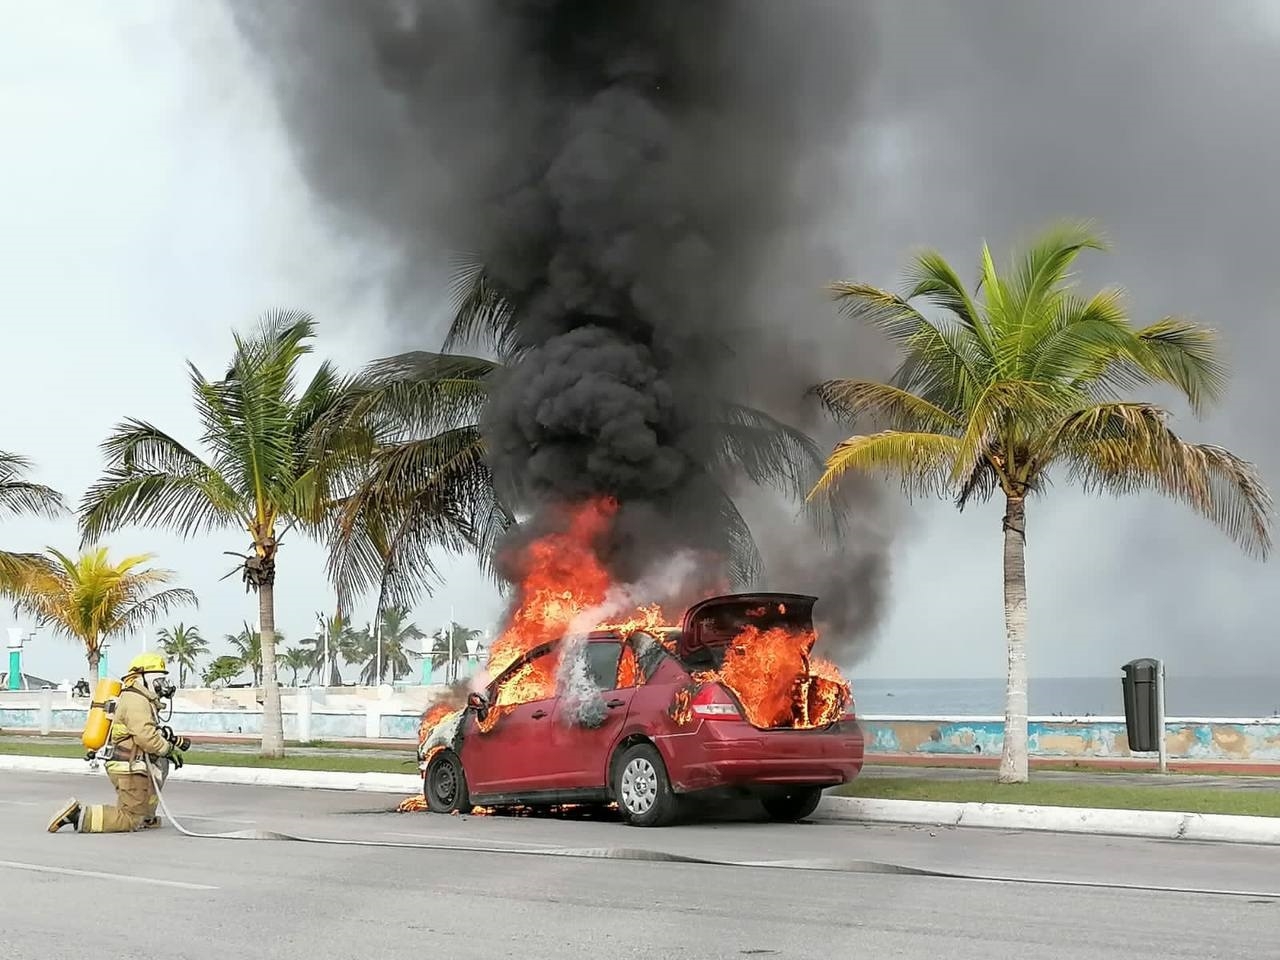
[416,592,864,826]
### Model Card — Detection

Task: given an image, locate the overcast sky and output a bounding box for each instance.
[3,2,1277,684]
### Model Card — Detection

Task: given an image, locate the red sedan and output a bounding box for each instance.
[418,593,865,826]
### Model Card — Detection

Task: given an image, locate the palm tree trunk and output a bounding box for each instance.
[87,649,100,681]
[999,495,1029,784]
[258,583,285,758]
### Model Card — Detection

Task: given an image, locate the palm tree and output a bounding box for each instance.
[351,604,427,684]
[8,547,196,676]
[278,647,311,687]
[156,622,208,688]
[301,610,358,687]
[428,621,483,682]
[202,655,242,688]
[807,220,1272,784]
[226,621,276,688]
[78,312,364,758]
[0,451,65,590]
[321,260,829,612]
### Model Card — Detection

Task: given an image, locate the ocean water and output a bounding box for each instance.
[852,676,1280,719]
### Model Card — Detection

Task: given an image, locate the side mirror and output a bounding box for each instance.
[467,691,490,721]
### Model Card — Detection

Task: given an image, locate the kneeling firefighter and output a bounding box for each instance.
[48,652,191,833]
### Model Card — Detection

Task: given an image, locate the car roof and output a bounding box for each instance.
[587,625,680,641]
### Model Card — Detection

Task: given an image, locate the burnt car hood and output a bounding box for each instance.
[678,593,817,664]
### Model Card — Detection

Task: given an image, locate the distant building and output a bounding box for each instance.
[0,672,58,690]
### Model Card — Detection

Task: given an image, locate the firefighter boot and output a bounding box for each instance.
[47,799,82,833]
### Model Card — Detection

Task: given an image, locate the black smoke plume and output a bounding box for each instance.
[228,0,891,664]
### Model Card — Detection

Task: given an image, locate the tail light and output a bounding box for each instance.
[690,684,741,720]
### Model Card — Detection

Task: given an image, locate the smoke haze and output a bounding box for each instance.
[226,0,1280,676]
[229,0,892,663]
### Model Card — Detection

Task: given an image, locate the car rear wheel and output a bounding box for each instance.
[613,743,677,827]
[760,787,823,822]
[424,751,470,814]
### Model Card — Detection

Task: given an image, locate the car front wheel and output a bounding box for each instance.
[424,751,470,814]
[760,787,823,822]
[613,743,678,827]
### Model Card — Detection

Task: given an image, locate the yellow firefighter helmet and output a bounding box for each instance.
[126,652,168,676]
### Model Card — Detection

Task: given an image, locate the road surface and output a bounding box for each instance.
[3,771,1276,959]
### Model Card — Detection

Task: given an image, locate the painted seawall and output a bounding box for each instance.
[3,695,1280,762]
[862,716,1280,762]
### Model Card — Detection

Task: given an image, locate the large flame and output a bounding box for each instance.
[716,624,850,729]
[412,495,852,761]
[482,499,674,713]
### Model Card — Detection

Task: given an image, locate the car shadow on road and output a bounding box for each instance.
[366,790,786,827]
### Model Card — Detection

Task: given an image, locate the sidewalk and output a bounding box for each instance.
[6,752,1279,846]
[6,731,1279,786]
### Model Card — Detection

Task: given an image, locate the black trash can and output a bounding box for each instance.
[1121,658,1160,753]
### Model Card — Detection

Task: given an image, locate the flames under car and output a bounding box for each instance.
[415,593,865,826]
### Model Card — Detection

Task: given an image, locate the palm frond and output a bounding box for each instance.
[1048,402,1272,557]
[442,255,522,359]
[327,426,511,610]
[81,419,244,544]
[807,431,963,501]
[688,401,824,502]
[902,249,990,346]
[952,379,1077,486]
[108,588,200,635]
[831,281,959,347]
[1026,287,1133,388]
[0,451,66,519]
[353,351,496,439]
[811,379,961,433]
[0,550,55,594]
[1127,317,1227,415]
[1011,219,1107,309]
[955,458,1002,511]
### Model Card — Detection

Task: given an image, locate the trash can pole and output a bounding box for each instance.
[1157,659,1168,774]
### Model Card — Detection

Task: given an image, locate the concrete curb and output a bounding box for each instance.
[8,755,1279,845]
[816,795,1280,845]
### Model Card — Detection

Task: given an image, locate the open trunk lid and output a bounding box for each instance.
[678,593,849,730]
[679,593,817,667]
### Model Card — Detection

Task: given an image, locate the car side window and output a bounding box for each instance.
[584,642,623,691]
[628,631,671,681]
[493,644,560,705]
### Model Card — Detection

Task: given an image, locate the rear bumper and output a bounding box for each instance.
[657,719,865,793]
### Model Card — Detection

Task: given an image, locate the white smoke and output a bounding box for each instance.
[551,551,703,727]
[421,708,465,754]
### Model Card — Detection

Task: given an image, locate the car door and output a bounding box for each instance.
[551,639,638,789]
[461,647,562,797]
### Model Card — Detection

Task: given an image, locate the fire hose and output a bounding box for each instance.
[139,762,1279,901]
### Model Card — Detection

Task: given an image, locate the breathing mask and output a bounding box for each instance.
[141,671,176,700]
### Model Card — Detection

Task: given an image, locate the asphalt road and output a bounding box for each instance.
[3,771,1278,960]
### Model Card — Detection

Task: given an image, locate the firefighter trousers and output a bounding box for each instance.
[79,770,158,833]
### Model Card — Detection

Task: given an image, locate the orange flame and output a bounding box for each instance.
[463,496,850,735]
[416,703,457,753]
[480,498,674,716]
[616,642,640,689]
[716,625,849,729]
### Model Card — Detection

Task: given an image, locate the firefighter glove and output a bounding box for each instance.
[170,751,184,770]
